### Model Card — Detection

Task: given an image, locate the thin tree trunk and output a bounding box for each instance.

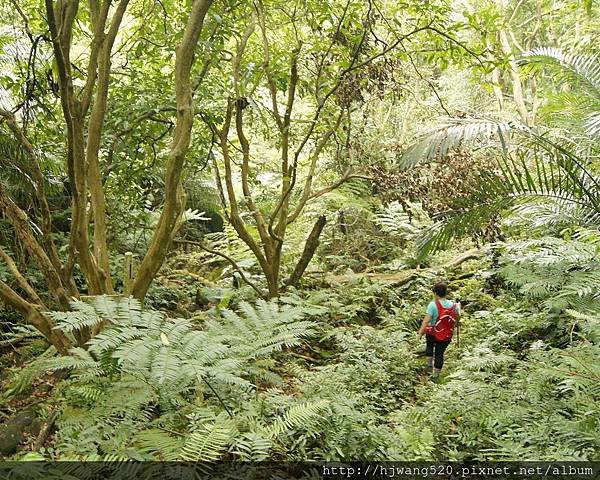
[285,215,326,288]
[86,0,130,294]
[132,0,214,300]
[496,0,531,125]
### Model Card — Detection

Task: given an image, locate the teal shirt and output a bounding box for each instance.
[427,299,460,326]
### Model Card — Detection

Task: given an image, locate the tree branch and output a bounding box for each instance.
[173,239,265,298]
[0,247,46,308]
[132,0,215,300]
[284,215,326,288]
[0,109,66,284]
[0,184,70,309]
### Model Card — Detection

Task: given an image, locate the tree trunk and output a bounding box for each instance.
[132,0,214,301]
[285,215,327,288]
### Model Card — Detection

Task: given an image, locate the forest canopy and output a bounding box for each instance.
[0,0,598,471]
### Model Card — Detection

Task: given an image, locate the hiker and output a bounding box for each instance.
[418,282,461,378]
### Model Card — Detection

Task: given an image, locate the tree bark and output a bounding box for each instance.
[496,0,531,125]
[0,110,66,286]
[0,247,46,307]
[0,185,70,309]
[85,0,130,294]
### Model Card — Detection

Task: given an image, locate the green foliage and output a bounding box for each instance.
[310,326,419,411]
[14,296,321,460]
[395,343,600,461]
[47,296,317,393]
[399,46,600,259]
[500,238,598,301]
[2,0,600,467]
[519,48,600,137]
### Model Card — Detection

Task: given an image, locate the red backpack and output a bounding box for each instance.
[426,300,457,341]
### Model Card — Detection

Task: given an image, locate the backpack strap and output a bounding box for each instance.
[434,299,443,316]
[435,299,457,319]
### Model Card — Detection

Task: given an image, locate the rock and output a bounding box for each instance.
[0,409,41,457]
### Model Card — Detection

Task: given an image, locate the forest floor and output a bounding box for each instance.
[0,245,593,461]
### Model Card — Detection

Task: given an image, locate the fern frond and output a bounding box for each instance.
[45,347,99,372]
[134,428,184,461]
[116,297,143,325]
[231,432,272,461]
[50,301,102,333]
[150,346,183,385]
[91,295,119,320]
[180,421,236,461]
[265,400,329,438]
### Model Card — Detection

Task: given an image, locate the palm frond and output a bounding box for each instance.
[520,48,600,137]
[398,117,515,169]
[585,111,600,137]
[520,48,600,100]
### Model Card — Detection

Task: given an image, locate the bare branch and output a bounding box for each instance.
[255,0,284,131]
[173,239,266,298]
[0,247,46,308]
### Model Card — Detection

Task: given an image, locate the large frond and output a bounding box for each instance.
[520,48,600,136]
[398,117,515,169]
[520,48,600,100]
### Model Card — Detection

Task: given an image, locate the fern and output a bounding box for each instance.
[180,419,236,461]
[498,237,600,323]
[375,202,430,240]
[231,432,272,461]
[133,429,184,461]
[44,297,316,432]
[265,400,329,438]
[0,324,42,347]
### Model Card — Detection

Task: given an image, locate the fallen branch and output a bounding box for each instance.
[442,248,482,269]
[326,270,418,286]
[324,249,484,285]
[288,351,319,362]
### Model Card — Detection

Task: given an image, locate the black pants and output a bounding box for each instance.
[425,334,451,369]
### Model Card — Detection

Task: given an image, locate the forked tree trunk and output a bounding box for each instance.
[0,0,215,354]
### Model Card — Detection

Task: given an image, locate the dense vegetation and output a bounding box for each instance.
[0,0,598,470]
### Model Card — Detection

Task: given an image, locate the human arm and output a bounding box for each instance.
[419,302,436,336]
[418,314,432,337]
